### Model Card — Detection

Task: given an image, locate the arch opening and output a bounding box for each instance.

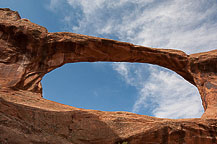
[41,62,204,119]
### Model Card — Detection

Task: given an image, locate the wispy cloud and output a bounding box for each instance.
[48,0,216,118]
[47,0,61,11]
[135,66,203,119]
[113,63,204,118]
[52,0,217,53]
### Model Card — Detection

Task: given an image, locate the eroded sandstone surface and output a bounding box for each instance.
[0,8,216,144]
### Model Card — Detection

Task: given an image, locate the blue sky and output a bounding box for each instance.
[1,0,217,119]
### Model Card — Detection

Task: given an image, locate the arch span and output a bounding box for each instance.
[0,8,216,118]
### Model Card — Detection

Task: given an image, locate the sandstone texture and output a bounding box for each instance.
[0,8,216,144]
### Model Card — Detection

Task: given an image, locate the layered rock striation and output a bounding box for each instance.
[0,8,216,143]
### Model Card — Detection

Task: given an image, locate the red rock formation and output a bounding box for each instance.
[0,8,216,143]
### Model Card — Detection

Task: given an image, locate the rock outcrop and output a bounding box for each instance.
[0,8,216,144]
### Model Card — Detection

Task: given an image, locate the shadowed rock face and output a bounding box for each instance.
[0,8,216,143]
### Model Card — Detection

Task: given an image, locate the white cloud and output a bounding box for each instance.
[47,0,61,11]
[48,0,216,118]
[57,0,217,54]
[113,64,204,118]
[136,66,203,119]
[112,62,150,87]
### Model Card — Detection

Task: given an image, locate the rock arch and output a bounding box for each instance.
[0,8,217,143]
[0,9,217,117]
[1,8,216,119]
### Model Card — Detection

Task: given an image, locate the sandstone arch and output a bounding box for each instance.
[0,8,216,143]
[1,8,216,118]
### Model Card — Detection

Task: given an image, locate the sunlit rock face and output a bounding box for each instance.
[0,8,216,144]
